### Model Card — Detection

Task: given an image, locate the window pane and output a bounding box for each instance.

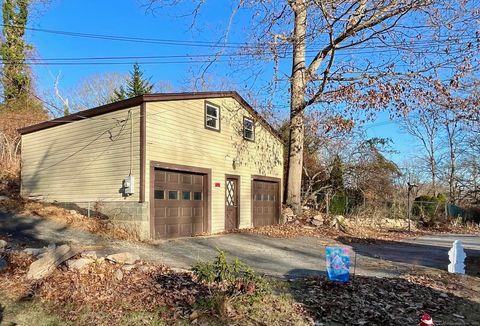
[263,194,269,201]
[244,118,254,140]
[154,190,164,199]
[168,191,178,200]
[182,191,191,200]
[193,192,202,200]
[206,116,218,129]
[206,105,218,118]
[255,194,262,201]
[244,118,253,130]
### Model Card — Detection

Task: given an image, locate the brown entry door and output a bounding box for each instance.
[153,168,207,239]
[252,179,279,227]
[225,177,239,231]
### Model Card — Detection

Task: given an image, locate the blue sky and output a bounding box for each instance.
[22,0,416,163]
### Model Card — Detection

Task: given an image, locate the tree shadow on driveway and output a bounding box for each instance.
[336,236,480,277]
[0,211,61,248]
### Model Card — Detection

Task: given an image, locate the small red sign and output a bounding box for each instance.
[215,182,221,187]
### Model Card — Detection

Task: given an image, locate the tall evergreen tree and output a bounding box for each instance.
[112,63,154,101]
[1,0,31,101]
[329,155,345,192]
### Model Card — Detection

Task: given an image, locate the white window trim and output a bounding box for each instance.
[205,103,220,131]
[243,117,255,141]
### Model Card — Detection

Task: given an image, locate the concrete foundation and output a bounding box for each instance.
[55,201,151,239]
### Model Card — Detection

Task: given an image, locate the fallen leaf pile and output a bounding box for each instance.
[0,198,138,241]
[0,252,313,325]
[240,222,428,244]
[0,252,209,324]
[241,224,339,239]
[402,269,480,304]
[0,250,36,297]
[241,217,479,244]
[292,275,480,326]
[38,262,211,323]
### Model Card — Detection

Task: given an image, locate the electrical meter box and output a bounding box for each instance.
[124,175,135,195]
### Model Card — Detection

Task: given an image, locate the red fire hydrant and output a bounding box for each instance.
[419,313,436,326]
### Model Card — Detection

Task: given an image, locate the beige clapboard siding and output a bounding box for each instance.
[21,106,141,202]
[145,98,284,233]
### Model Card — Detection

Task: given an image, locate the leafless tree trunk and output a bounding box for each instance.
[286,0,307,213]
[145,0,479,214]
[402,109,440,197]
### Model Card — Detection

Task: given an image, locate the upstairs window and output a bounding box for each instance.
[243,117,255,141]
[205,102,220,131]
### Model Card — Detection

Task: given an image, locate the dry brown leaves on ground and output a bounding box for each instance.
[241,223,428,244]
[38,263,209,323]
[0,252,311,325]
[0,198,137,240]
[401,268,480,304]
[0,250,36,297]
[0,252,211,324]
[292,274,480,326]
[240,224,339,240]
[241,218,479,244]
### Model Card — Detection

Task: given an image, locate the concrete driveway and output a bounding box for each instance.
[1,211,479,278]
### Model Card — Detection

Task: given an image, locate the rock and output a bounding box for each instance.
[81,250,98,259]
[331,215,346,231]
[122,264,136,272]
[27,244,77,280]
[333,215,345,222]
[189,310,200,321]
[47,243,56,250]
[66,258,95,271]
[0,258,7,271]
[283,207,294,217]
[106,252,140,265]
[0,195,9,201]
[23,248,46,257]
[139,265,153,273]
[113,269,123,281]
[0,239,7,249]
[69,210,78,215]
[312,219,323,227]
[312,214,324,222]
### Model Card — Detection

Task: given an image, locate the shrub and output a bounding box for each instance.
[412,194,447,226]
[192,250,270,299]
[329,193,347,215]
[412,195,438,217]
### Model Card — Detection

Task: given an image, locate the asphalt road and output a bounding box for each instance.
[1,211,478,278]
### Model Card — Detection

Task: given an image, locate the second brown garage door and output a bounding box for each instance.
[153,168,207,239]
[252,179,280,227]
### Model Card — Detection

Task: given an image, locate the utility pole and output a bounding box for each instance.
[407,173,417,232]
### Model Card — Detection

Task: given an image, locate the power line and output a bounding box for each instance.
[1,24,477,50]
[0,44,468,63]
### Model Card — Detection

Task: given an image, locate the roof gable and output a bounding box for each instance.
[18,91,282,143]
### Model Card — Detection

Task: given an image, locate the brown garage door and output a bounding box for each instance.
[153,168,207,239]
[252,179,280,227]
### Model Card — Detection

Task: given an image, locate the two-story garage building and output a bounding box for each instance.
[19,92,284,239]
